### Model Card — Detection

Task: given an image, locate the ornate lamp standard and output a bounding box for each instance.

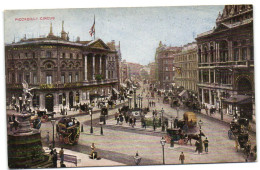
[140,95,143,109]
[89,107,93,134]
[220,96,225,120]
[161,108,165,131]
[133,152,142,165]
[133,86,137,108]
[160,137,166,164]
[51,119,56,148]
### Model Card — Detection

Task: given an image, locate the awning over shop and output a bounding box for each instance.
[179,90,188,98]
[171,83,176,87]
[112,88,120,95]
[223,95,252,104]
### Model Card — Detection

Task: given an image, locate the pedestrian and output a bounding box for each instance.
[143,120,146,129]
[179,152,185,164]
[174,117,178,128]
[205,106,209,115]
[59,147,64,163]
[129,117,133,126]
[203,137,209,153]
[52,149,58,168]
[195,140,199,153]
[116,117,120,125]
[46,132,50,144]
[134,117,137,125]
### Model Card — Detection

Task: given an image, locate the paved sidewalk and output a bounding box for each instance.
[43,147,125,167]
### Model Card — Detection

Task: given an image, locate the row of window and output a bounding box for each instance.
[198,47,253,63]
[199,70,232,85]
[175,53,197,62]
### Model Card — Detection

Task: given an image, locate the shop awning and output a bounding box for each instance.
[223,95,252,104]
[179,90,188,98]
[171,83,176,87]
[112,88,120,95]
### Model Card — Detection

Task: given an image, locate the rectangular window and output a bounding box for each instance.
[69,74,72,83]
[46,51,52,58]
[33,52,36,58]
[70,53,73,59]
[242,48,247,60]
[61,74,65,83]
[46,75,52,84]
[59,94,63,104]
[234,49,239,61]
[75,73,79,82]
[18,74,23,83]
[25,74,30,83]
[33,74,37,84]
[62,53,66,58]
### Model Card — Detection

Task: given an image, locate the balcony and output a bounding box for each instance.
[198,60,254,68]
[6,79,118,90]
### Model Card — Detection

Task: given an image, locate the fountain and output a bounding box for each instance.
[7,81,52,168]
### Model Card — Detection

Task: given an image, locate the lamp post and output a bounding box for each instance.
[51,119,56,148]
[161,108,165,131]
[220,96,224,120]
[140,95,143,109]
[90,107,93,134]
[133,152,142,165]
[133,86,137,108]
[160,137,166,165]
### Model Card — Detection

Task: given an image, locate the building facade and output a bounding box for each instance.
[155,41,182,90]
[119,60,129,84]
[196,5,254,120]
[174,42,198,93]
[5,22,119,112]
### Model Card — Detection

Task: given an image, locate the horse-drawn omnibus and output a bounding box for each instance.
[56,117,80,145]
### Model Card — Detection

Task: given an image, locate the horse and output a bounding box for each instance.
[187,132,205,146]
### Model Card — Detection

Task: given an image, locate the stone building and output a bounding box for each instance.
[5,21,119,112]
[174,42,198,93]
[196,5,254,120]
[155,41,182,90]
[119,60,129,84]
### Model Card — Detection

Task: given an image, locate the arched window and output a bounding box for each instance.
[210,46,214,62]
[204,47,208,63]
[198,48,201,63]
[219,41,228,62]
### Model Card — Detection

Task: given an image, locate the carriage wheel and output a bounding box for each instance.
[59,135,63,143]
[64,137,69,144]
[228,130,233,140]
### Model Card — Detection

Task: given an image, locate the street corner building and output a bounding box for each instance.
[196,5,255,122]
[5,21,120,112]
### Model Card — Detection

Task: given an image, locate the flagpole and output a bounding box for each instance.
[94,15,95,40]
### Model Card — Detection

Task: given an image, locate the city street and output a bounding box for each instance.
[39,83,256,166]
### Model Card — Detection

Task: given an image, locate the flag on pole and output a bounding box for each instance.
[89,15,95,39]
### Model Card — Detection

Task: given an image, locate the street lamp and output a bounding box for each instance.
[160,137,166,165]
[51,119,56,148]
[133,152,142,165]
[220,96,224,120]
[133,86,137,108]
[161,108,165,131]
[89,107,93,134]
[140,95,143,109]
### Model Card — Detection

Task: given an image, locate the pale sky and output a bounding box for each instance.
[4,6,224,65]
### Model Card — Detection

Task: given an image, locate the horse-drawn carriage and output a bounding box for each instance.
[36,110,56,123]
[228,117,250,140]
[56,117,80,145]
[30,114,41,129]
[165,128,188,144]
[163,96,170,104]
[177,112,197,128]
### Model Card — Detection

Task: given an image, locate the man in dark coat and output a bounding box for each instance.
[174,117,178,128]
[52,149,58,168]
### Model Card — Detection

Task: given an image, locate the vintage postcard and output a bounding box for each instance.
[4,5,256,168]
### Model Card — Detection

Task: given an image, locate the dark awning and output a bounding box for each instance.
[223,95,252,104]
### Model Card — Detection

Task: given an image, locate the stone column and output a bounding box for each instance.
[209,89,212,105]
[66,91,69,108]
[209,69,211,83]
[92,55,95,80]
[39,93,44,110]
[228,41,233,61]
[84,55,88,81]
[105,57,108,79]
[99,56,102,74]
[213,69,216,83]
[201,88,205,104]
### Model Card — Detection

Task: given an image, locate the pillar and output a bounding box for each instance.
[39,93,44,110]
[213,69,216,83]
[209,89,212,105]
[105,57,108,79]
[99,56,102,74]
[201,89,205,104]
[84,55,88,81]
[92,55,95,80]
